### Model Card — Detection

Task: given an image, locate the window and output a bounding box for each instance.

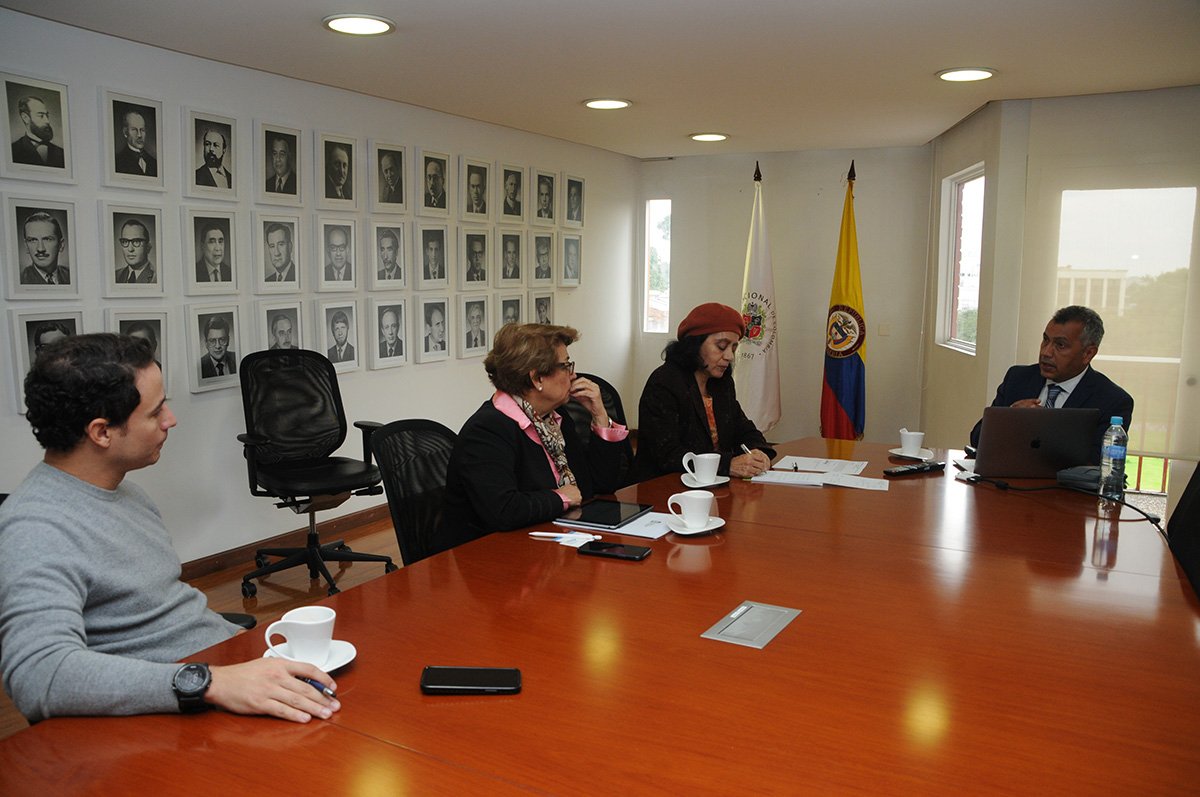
[938,165,984,350]
[643,199,671,333]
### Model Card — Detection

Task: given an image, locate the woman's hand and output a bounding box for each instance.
[729,450,771,478]
[557,483,583,507]
[568,377,610,428]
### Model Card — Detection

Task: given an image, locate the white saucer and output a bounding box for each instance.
[263,639,357,672]
[681,473,731,489]
[889,447,934,461]
[665,515,726,536]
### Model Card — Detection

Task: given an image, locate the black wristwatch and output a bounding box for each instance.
[172,663,212,714]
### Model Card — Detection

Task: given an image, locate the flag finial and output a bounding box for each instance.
[848,160,856,181]
[753,161,762,182]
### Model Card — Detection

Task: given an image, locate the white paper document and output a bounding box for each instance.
[752,470,889,491]
[553,512,673,540]
[821,473,889,491]
[772,456,868,475]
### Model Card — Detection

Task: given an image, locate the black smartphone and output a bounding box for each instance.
[577,541,652,561]
[420,666,522,695]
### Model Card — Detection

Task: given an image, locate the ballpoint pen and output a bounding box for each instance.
[529,531,600,540]
[740,444,757,480]
[296,676,337,699]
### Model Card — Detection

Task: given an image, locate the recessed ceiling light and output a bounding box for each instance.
[323,14,395,35]
[937,67,995,82]
[584,98,631,110]
[690,133,728,142]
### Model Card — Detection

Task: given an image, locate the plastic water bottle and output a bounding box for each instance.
[1099,417,1127,501]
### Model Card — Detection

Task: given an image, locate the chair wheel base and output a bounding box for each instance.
[385,563,398,573]
[241,581,257,598]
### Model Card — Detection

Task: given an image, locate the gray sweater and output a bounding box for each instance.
[0,463,238,722]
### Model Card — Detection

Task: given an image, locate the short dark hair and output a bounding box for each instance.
[1052,305,1105,349]
[24,333,155,452]
[265,222,292,247]
[330,310,349,330]
[120,218,150,241]
[199,220,224,242]
[203,314,231,338]
[201,126,227,148]
[23,211,63,241]
[378,229,399,250]
[484,323,579,395]
[662,334,734,384]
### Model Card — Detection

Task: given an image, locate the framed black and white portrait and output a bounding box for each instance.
[103,90,163,191]
[560,233,582,288]
[370,140,407,213]
[183,207,238,296]
[460,156,490,221]
[257,299,303,353]
[497,292,524,329]
[497,230,524,287]
[316,216,357,292]
[102,202,164,298]
[253,211,302,294]
[8,307,83,412]
[459,226,491,290]
[369,296,408,370]
[186,303,240,393]
[185,109,237,201]
[4,196,78,299]
[497,162,525,225]
[563,173,585,228]
[417,148,451,218]
[318,298,360,373]
[107,308,170,397]
[530,231,556,287]
[2,71,72,183]
[257,121,302,207]
[532,168,556,226]
[530,291,554,325]
[369,221,406,290]
[317,132,358,211]
[415,221,450,291]
[416,295,451,363]
[459,294,490,359]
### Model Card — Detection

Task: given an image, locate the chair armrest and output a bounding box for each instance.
[354,420,383,465]
[236,433,269,495]
[237,432,269,447]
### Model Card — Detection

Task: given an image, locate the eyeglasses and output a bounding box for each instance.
[328,244,348,253]
[119,238,147,248]
[555,360,575,375]
[206,336,229,346]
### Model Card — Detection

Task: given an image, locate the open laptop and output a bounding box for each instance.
[972,407,1099,477]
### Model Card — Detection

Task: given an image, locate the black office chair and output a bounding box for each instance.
[558,372,637,487]
[371,419,457,566]
[1167,464,1200,592]
[237,349,396,598]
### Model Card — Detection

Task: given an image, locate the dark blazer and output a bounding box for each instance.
[324,262,352,281]
[503,197,521,216]
[632,363,775,482]
[969,364,1134,464]
[195,260,232,282]
[325,176,351,201]
[266,171,296,194]
[437,400,623,556]
[12,135,64,167]
[200,353,236,378]
[115,147,157,176]
[20,265,70,285]
[115,264,155,284]
[379,339,403,358]
[465,331,486,349]
[195,165,232,188]
[380,183,402,204]
[425,190,446,209]
[327,343,355,363]
[265,262,294,282]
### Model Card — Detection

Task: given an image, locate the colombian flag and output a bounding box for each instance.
[820,162,865,440]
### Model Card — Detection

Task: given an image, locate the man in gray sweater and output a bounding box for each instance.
[0,334,340,724]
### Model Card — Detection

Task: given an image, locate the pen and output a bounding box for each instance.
[740,444,757,480]
[529,531,600,540]
[296,676,337,699]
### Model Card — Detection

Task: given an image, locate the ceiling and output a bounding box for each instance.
[3,1,1199,159]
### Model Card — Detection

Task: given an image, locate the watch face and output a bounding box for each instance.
[176,664,209,693]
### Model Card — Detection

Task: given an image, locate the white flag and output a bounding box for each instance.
[734,170,781,432]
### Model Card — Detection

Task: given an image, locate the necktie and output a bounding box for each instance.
[216,361,225,376]
[210,268,220,282]
[46,271,56,285]
[1045,384,1064,408]
[138,156,147,174]
[276,178,283,192]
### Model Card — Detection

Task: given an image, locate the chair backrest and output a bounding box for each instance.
[1167,464,1200,592]
[239,349,347,465]
[558,372,636,487]
[372,419,457,566]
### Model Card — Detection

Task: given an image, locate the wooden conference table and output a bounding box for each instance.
[2,439,1198,794]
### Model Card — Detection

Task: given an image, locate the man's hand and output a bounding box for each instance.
[206,658,340,723]
[729,450,771,478]
[1010,398,1044,408]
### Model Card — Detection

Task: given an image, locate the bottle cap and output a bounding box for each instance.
[1111,417,1122,425]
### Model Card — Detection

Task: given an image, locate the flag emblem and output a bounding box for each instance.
[743,301,767,342]
[825,305,863,358]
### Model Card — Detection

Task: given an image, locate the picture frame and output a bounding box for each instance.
[414,221,450,290]
[559,233,582,288]
[253,211,302,294]
[4,196,79,299]
[530,290,554,325]
[530,231,556,286]
[8,307,83,412]
[415,294,451,363]
[186,302,241,393]
[458,225,491,290]
[2,71,73,183]
[102,202,165,297]
[497,162,526,224]
[417,148,451,218]
[497,229,524,287]
[183,207,238,295]
[459,293,490,359]
[369,296,409,370]
[107,308,170,397]
[185,108,237,201]
[563,173,585,228]
[102,89,164,191]
[370,140,408,213]
[317,131,358,211]
[317,298,361,373]
[531,168,557,226]
[256,121,303,206]
[496,292,524,328]
[459,156,491,221]
[315,216,357,292]
[257,299,304,353]
[369,221,406,290]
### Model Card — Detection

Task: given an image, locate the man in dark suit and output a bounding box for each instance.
[194,222,232,283]
[502,170,522,217]
[18,212,70,285]
[377,229,401,281]
[465,166,487,215]
[194,127,232,189]
[327,311,355,363]
[11,96,64,168]
[536,177,554,220]
[424,158,446,209]
[378,307,403,359]
[379,152,402,204]
[325,144,351,201]
[534,239,552,280]
[501,235,520,280]
[266,135,296,195]
[324,227,352,282]
[114,109,157,177]
[424,305,446,353]
[970,305,1133,464]
[464,303,486,349]
[199,316,236,377]
[264,223,295,283]
[269,314,295,350]
[114,220,155,284]
[566,181,582,222]
[422,232,444,281]
[465,236,486,283]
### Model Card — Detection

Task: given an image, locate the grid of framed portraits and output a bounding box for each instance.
[2,66,589,406]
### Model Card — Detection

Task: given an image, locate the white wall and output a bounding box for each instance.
[0,10,638,561]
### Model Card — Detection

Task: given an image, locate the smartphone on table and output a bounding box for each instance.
[577,541,652,561]
[420,666,522,695]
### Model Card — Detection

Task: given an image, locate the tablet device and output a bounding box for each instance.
[973,406,1098,477]
[555,499,653,530]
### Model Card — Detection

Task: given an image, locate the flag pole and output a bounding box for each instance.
[754,161,762,181]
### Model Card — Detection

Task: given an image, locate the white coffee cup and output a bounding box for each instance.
[668,489,714,530]
[265,606,336,666]
[899,428,925,457]
[682,452,721,484]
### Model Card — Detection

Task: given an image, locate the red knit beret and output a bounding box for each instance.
[677,303,746,340]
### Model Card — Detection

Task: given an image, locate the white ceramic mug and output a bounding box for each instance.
[265,606,336,666]
[899,428,925,457]
[682,452,721,484]
[667,489,714,530]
